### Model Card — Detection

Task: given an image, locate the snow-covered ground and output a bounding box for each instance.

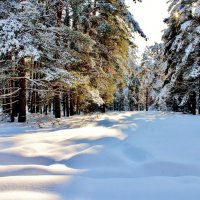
[0,111,200,200]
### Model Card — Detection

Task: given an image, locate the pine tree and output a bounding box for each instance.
[157,0,200,114]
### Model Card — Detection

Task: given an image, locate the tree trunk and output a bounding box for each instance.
[5,87,11,114]
[30,61,38,113]
[101,104,106,113]
[195,78,200,115]
[10,80,18,122]
[66,93,70,117]
[146,88,149,111]
[76,94,80,114]
[49,101,52,113]
[18,59,26,122]
[44,105,48,115]
[63,94,66,117]
[35,70,40,113]
[54,87,61,118]
[191,92,196,115]
[70,91,74,116]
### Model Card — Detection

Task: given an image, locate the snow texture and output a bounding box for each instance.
[0,111,200,200]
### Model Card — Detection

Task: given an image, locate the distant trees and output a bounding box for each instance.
[0,0,146,122]
[138,43,167,111]
[114,46,141,111]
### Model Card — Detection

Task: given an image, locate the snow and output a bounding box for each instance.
[196,26,200,33]
[192,4,200,17]
[0,111,200,200]
[88,89,104,106]
[0,17,40,60]
[181,21,192,31]
[0,18,22,55]
[182,37,199,63]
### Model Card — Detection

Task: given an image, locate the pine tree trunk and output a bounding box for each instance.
[101,104,106,113]
[10,80,17,122]
[54,87,61,118]
[5,87,11,114]
[63,94,66,117]
[2,89,6,114]
[146,88,149,111]
[36,95,40,113]
[18,59,26,122]
[53,100,55,115]
[35,71,40,113]
[66,93,70,117]
[191,92,196,115]
[31,91,36,113]
[49,101,52,113]
[30,61,37,113]
[44,105,48,115]
[70,91,74,116]
[195,78,200,115]
[76,94,80,114]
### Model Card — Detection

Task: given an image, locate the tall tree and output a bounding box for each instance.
[156,0,200,114]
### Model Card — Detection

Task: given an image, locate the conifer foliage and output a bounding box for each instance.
[157,0,200,114]
[138,0,200,114]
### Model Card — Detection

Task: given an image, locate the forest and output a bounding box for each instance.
[0,0,199,122]
[1,1,200,200]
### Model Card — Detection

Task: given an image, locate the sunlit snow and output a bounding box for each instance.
[0,111,200,200]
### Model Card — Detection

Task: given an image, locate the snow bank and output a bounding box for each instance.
[0,111,200,200]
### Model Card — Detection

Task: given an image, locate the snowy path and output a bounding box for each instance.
[0,111,200,200]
